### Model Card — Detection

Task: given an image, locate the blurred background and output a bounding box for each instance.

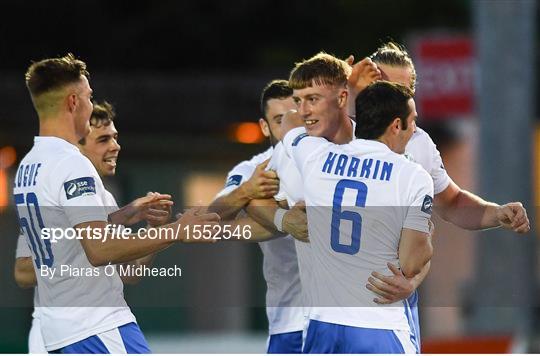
[0,0,539,352]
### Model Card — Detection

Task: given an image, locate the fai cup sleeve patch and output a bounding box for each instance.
[292,133,309,147]
[225,174,242,188]
[64,177,96,200]
[421,194,433,215]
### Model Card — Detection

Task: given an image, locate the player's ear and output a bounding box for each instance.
[338,90,348,108]
[67,93,77,113]
[392,117,402,134]
[259,118,270,138]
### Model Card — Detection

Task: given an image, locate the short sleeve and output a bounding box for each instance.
[403,167,434,233]
[16,233,32,258]
[214,161,256,199]
[56,155,108,226]
[406,128,451,195]
[429,144,452,195]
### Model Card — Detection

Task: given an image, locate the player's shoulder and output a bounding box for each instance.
[408,126,436,148]
[283,126,319,151]
[248,146,273,165]
[30,137,94,169]
[347,139,404,162]
[22,142,97,184]
[57,150,98,176]
[399,157,432,185]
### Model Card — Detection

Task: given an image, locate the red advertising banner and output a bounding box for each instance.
[412,35,475,120]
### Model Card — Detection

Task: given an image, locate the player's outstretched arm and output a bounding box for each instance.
[78,208,221,266]
[14,257,37,289]
[220,215,283,242]
[398,228,433,278]
[435,181,530,233]
[209,159,279,220]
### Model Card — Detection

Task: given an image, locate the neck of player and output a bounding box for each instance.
[39,116,81,146]
[331,116,354,144]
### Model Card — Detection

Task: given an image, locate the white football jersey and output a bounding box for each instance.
[283,127,434,330]
[405,127,451,194]
[13,137,135,351]
[267,120,358,327]
[215,146,304,335]
[16,188,122,353]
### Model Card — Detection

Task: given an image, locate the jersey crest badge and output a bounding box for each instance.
[225,174,242,188]
[421,194,433,215]
[63,177,96,199]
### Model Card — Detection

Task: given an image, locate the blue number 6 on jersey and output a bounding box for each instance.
[330,179,368,255]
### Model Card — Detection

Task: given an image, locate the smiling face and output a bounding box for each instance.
[78,121,120,177]
[292,82,347,140]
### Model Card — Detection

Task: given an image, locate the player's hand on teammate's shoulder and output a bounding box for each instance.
[347,57,382,96]
[110,192,174,226]
[496,202,530,234]
[172,207,221,243]
[366,263,415,304]
[241,158,279,200]
[283,201,309,243]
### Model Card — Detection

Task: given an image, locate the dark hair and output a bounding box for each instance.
[355,81,414,140]
[90,101,115,128]
[260,79,293,118]
[25,53,89,97]
[370,42,416,92]
[79,101,116,145]
[289,52,351,90]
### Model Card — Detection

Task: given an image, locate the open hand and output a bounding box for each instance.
[366,262,415,304]
[110,192,173,226]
